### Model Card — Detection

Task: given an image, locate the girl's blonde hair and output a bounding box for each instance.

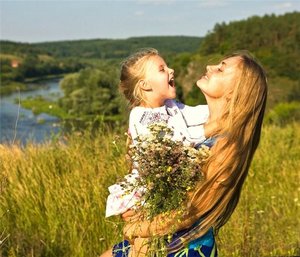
[119,48,159,108]
[169,51,268,251]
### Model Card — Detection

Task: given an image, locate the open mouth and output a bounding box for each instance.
[169,78,175,87]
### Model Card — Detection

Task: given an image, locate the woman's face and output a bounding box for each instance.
[196,56,242,99]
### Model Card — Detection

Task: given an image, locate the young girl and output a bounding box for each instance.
[104,48,210,256]
[105,48,209,218]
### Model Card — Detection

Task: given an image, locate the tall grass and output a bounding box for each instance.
[0,123,299,257]
[218,123,300,256]
[0,127,128,257]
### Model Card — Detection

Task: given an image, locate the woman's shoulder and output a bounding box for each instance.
[202,137,217,148]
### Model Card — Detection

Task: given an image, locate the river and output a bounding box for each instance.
[0,79,63,145]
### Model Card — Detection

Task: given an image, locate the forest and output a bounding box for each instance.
[0,36,201,88]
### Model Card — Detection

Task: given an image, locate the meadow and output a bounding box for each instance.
[0,123,299,257]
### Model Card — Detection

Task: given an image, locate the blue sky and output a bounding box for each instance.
[1,0,300,43]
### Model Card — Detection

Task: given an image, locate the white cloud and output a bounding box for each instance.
[274,2,293,9]
[135,0,176,6]
[196,0,228,8]
[134,10,144,16]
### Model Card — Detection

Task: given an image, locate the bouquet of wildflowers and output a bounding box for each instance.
[118,123,211,257]
[128,122,210,220]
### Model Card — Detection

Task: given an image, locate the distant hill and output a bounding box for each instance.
[0,36,203,97]
[0,36,203,59]
[198,11,300,80]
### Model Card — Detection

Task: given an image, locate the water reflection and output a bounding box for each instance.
[0,79,63,145]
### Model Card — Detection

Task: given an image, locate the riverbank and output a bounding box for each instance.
[0,74,65,96]
[0,78,63,145]
[20,97,69,119]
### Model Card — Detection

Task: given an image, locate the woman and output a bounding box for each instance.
[103,51,268,257]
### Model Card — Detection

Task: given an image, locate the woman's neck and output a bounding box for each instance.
[204,98,226,138]
[207,97,226,121]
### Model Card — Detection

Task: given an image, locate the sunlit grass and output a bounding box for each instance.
[0,123,299,257]
[218,123,300,257]
[0,127,128,257]
[20,97,69,119]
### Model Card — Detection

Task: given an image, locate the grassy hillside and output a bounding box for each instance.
[0,127,128,257]
[0,123,299,257]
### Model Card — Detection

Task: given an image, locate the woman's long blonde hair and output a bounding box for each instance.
[169,51,268,251]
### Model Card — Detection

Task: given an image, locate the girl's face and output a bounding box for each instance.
[196,56,242,99]
[143,55,176,107]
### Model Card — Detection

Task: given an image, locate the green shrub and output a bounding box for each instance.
[265,101,300,126]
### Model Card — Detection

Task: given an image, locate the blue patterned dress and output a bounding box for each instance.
[112,226,217,257]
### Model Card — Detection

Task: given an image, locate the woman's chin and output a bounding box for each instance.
[196,80,202,88]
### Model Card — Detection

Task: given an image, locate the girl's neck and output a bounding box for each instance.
[139,100,165,108]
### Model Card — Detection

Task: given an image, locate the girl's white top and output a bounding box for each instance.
[105,100,209,217]
[129,99,209,147]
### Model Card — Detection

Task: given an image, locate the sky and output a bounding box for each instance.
[1,0,300,43]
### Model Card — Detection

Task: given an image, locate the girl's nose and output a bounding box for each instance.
[169,67,174,75]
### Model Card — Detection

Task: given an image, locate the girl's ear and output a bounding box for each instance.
[139,80,152,91]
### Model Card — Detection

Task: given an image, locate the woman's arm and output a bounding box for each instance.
[123,131,232,240]
[123,206,199,239]
[123,142,231,239]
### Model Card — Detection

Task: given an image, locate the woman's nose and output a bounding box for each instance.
[206,65,213,72]
[206,65,218,73]
[169,67,174,75]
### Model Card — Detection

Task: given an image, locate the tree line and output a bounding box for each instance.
[1,12,299,127]
[199,11,300,80]
[0,36,202,95]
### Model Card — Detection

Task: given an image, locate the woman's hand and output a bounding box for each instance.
[123,221,136,243]
[121,209,136,222]
[121,209,138,222]
[122,209,146,243]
